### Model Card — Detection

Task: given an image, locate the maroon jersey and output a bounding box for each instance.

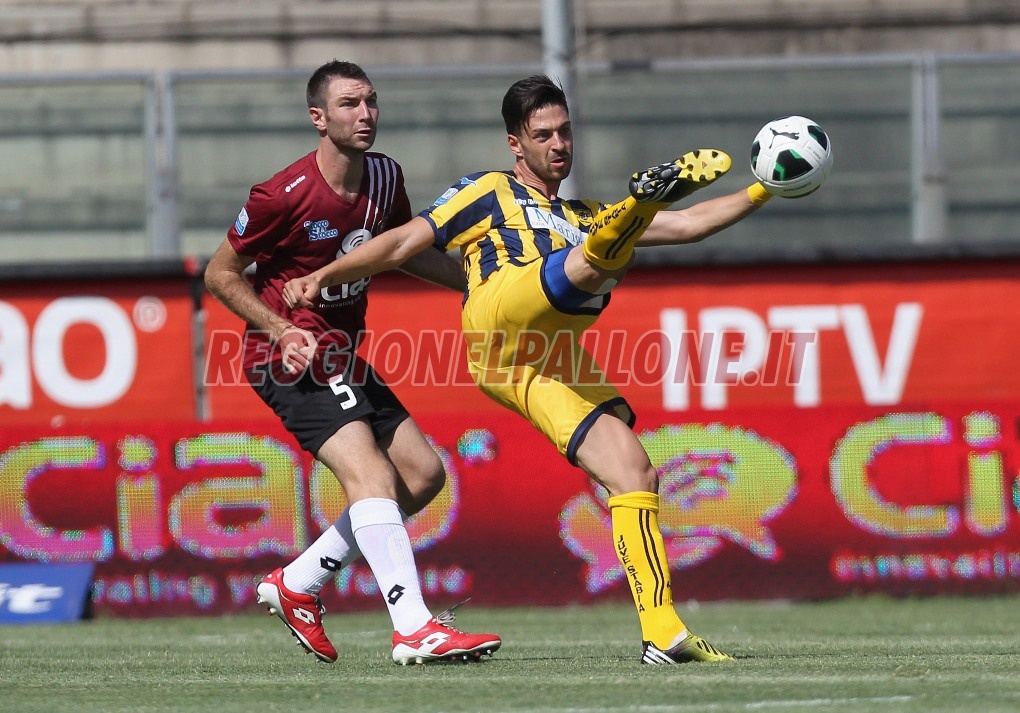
[227,150,411,374]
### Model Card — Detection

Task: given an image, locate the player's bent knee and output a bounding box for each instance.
[423,459,446,499]
[567,247,630,294]
[402,454,446,513]
[601,468,658,497]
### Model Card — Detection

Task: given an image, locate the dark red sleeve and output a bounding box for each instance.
[226,183,290,262]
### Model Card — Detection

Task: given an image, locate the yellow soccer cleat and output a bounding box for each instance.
[641,632,735,664]
[629,149,732,204]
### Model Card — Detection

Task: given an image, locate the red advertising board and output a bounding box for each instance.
[203,259,1020,418]
[1,402,1018,617]
[0,278,195,425]
[2,258,1020,615]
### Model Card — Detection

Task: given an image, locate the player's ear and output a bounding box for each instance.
[309,105,327,132]
[507,133,523,159]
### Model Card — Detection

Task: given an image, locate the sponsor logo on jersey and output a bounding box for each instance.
[573,207,594,227]
[234,207,249,235]
[304,219,339,242]
[284,175,306,193]
[525,206,584,246]
[515,198,539,206]
[432,187,459,207]
[319,229,374,305]
[459,176,478,187]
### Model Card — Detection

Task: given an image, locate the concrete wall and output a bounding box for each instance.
[2,2,1019,264]
[1,0,1020,74]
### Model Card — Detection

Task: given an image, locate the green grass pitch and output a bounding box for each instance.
[2,595,1019,713]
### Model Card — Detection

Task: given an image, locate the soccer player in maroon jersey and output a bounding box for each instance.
[204,60,499,665]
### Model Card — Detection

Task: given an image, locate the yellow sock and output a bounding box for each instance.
[608,491,686,647]
[582,197,662,271]
[747,181,773,206]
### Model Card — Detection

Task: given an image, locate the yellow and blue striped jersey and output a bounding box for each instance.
[418,171,607,294]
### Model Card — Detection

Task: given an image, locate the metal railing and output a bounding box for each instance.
[1,52,1018,265]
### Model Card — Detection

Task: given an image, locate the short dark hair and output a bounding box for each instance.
[501,74,568,136]
[306,60,371,109]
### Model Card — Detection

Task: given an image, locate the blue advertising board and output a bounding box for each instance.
[0,563,94,624]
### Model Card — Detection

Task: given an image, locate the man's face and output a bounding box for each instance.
[312,77,379,152]
[512,104,573,183]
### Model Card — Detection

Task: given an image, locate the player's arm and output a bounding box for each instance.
[204,240,316,373]
[283,216,437,308]
[205,241,287,336]
[635,183,771,247]
[397,245,466,292]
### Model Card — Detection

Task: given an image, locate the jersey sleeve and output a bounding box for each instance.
[418,173,498,252]
[226,183,291,263]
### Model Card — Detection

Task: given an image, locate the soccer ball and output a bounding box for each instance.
[750,116,832,198]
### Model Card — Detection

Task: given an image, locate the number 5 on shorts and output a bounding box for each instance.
[328,374,358,410]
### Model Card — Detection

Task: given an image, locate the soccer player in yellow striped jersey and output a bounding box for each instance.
[433,170,604,295]
[284,74,783,665]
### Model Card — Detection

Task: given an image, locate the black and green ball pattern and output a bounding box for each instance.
[750,116,833,198]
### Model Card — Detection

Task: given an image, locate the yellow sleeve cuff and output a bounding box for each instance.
[747,182,773,207]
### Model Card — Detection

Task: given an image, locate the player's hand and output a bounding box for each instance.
[276,325,317,374]
[282,275,321,308]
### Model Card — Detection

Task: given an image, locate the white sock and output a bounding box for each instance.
[350,497,431,636]
[282,508,361,594]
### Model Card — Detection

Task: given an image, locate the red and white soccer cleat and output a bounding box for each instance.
[391,603,501,665]
[256,568,338,663]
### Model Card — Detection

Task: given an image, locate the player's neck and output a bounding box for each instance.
[316,144,365,197]
[512,165,560,200]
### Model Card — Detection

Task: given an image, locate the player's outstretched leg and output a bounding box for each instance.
[582,149,732,272]
[629,149,731,204]
[256,568,339,663]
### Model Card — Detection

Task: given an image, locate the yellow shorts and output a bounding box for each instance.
[461,255,634,463]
